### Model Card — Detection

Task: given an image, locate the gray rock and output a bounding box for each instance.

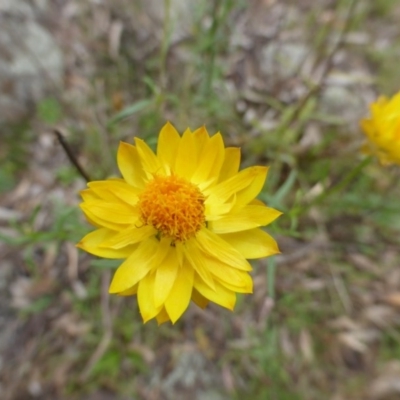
[0,0,34,16]
[138,0,196,43]
[0,0,63,123]
[320,70,374,124]
[149,345,229,400]
[260,42,313,79]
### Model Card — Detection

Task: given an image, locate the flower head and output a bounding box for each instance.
[360,91,400,165]
[77,122,281,324]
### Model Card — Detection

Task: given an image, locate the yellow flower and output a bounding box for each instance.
[360,91,400,165]
[77,122,281,324]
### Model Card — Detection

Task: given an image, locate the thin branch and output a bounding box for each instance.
[53,129,91,183]
[318,0,359,83]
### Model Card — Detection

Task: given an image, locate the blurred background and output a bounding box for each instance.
[1,0,400,399]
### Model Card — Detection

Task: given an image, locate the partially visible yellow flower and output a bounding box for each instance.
[77,122,281,324]
[360,91,400,165]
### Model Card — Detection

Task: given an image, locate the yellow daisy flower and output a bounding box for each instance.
[360,91,400,165]
[77,122,281,324]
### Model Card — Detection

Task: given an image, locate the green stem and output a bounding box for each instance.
[203,1,220,96]
[267,257,276,299]
[313,155,373,206]
[159,0,171,88]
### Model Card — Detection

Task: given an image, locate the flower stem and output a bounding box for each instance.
[267,257,276,299]
[313,155,373,206]
[159,0,171,89]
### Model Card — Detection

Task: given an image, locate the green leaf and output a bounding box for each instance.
[107,99,153,127]
[90,259,121,269]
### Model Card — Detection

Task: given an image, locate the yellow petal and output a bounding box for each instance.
[84,188,121,203]
[249,199,265,206]
[205,201,234,221]
[194,274,236,310]
[360,119,375,138]
[219,147,241,182]
[191,132,225,185]
[157,122,180,170]
[217,272,253,293]
[165,262,194,323]
[154,247,179,308]
[108,238,160,293]
[156,307,171,325]
[117,142,146,188]
[175,128,199,179]
[80,201,139,227]
[151,236,174,270]
[199,253,252,291]
[88,180,140,207]
[211,205,282,233]
[183,239,216,290]
[79,194,103,228]
[81,189,101,202]
[100,225,156,249]
[360,92,400,165]
[77,228,138,259]
[192,126,209,152]
[134,138,163,176]
[219,229,280,259]
[117,284,138,296]
[205,166,267,205]
[80,207,124,231]
[137,272,162,323]
[196,229,252,271]
[233,167,268,208]
[191,289,209,309]
[174,241,185,267]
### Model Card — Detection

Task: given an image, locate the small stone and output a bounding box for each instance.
[0,0,63,123]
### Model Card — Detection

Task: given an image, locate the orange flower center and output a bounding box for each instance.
[138,175,206,242]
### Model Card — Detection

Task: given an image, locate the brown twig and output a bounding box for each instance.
[53,129,91,183]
